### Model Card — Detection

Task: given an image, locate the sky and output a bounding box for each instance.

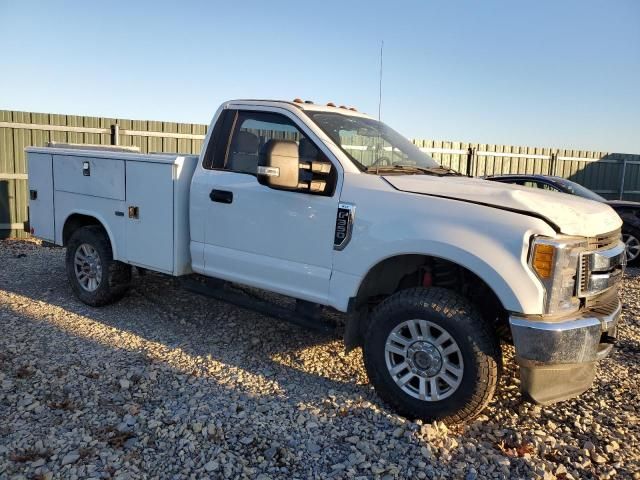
[1,0,639,153]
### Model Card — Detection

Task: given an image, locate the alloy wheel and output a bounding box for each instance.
[384,319,464,401]
[74,243,103,292]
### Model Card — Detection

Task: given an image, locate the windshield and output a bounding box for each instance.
[554,177,606,202]
[305,111,440,172]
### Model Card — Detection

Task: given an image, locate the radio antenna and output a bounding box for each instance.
[378,40,384,121]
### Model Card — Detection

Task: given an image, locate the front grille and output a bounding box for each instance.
[579,255,589,293]
[578,230,625,298]
[585,289,620,316]
[587,229,621,251]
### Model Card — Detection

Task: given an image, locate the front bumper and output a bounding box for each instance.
[509,298,621,404]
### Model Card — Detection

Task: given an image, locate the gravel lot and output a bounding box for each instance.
[0,239,638,480]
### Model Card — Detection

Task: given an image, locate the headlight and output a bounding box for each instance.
[529,236,587,315]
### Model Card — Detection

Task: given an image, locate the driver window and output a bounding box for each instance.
[221,111,337,196]
[225,113,302,175]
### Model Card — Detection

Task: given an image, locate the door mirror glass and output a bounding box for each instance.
[258,140,301,190]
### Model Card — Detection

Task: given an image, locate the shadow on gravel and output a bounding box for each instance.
[0,243,371,404]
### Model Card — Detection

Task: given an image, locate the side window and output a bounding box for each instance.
[519,180,555,191]
[540,182,559,192]
[202,109,235,170]
[218,111,336,196]
[227,112,296,174]
[528,181,557,192]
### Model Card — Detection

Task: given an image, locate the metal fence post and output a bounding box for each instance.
[549,152,557,176]
[619,158,627,200]
[466,147,475,177]
[110,124,119,146]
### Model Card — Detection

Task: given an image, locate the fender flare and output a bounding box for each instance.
[353,246,526,313]
[60,210,121,261]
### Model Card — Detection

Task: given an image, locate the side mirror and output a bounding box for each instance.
[258,140,300,190]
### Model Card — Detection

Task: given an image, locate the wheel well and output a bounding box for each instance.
[62,214,105,246]
[345,255,509,350]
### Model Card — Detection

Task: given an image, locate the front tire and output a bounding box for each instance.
[65,226,131,306]
[363,287,501,424]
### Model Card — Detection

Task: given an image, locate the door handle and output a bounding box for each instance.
[210,189,233,204]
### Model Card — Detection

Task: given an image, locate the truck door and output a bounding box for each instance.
[192,109,341,304]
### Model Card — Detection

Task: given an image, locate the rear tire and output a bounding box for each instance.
[363,287,501,424]
[65,226,131,306]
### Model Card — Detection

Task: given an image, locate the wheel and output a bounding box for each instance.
[65,226,131,306]
[622,227,640,266]
[363,287,501,424]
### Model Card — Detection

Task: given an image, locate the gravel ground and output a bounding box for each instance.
[0,239,638,480]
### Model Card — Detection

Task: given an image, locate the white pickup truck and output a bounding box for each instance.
[26,99,625,423]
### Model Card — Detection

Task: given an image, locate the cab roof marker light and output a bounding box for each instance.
[304,100,314,104]
[326,102,336,107]
[293,98,303,104]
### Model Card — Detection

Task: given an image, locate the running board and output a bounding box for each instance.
[180,277,336,334]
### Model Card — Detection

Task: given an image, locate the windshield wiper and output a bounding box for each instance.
[419,165,462,176]
[365,165,461,176]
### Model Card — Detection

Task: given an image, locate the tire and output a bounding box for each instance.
[65,226,131,306]
[363,287,501,424]
[622,226,640,267]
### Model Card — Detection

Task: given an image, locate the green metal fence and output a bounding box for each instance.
[0,110,207,239]
[414,140,640,202]
[1,109,639,239]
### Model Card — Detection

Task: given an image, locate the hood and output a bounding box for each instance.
[383,175,622,237]
[606,200,640,209]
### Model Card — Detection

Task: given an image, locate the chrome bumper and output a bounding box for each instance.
[509,299,621,404]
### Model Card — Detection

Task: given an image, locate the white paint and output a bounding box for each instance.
[28,148,197,275]
[125,161,174,272]
[53,154,126,200]
[383,174,621,238]
[329,173,551,313]
[192,169,338,305]
[26,99,624,319]
[26,153,55,242]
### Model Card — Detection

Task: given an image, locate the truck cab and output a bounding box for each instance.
[26,99,625,423]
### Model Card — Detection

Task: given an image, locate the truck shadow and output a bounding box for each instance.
[0,241,372,403]
[1,240,635,479]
